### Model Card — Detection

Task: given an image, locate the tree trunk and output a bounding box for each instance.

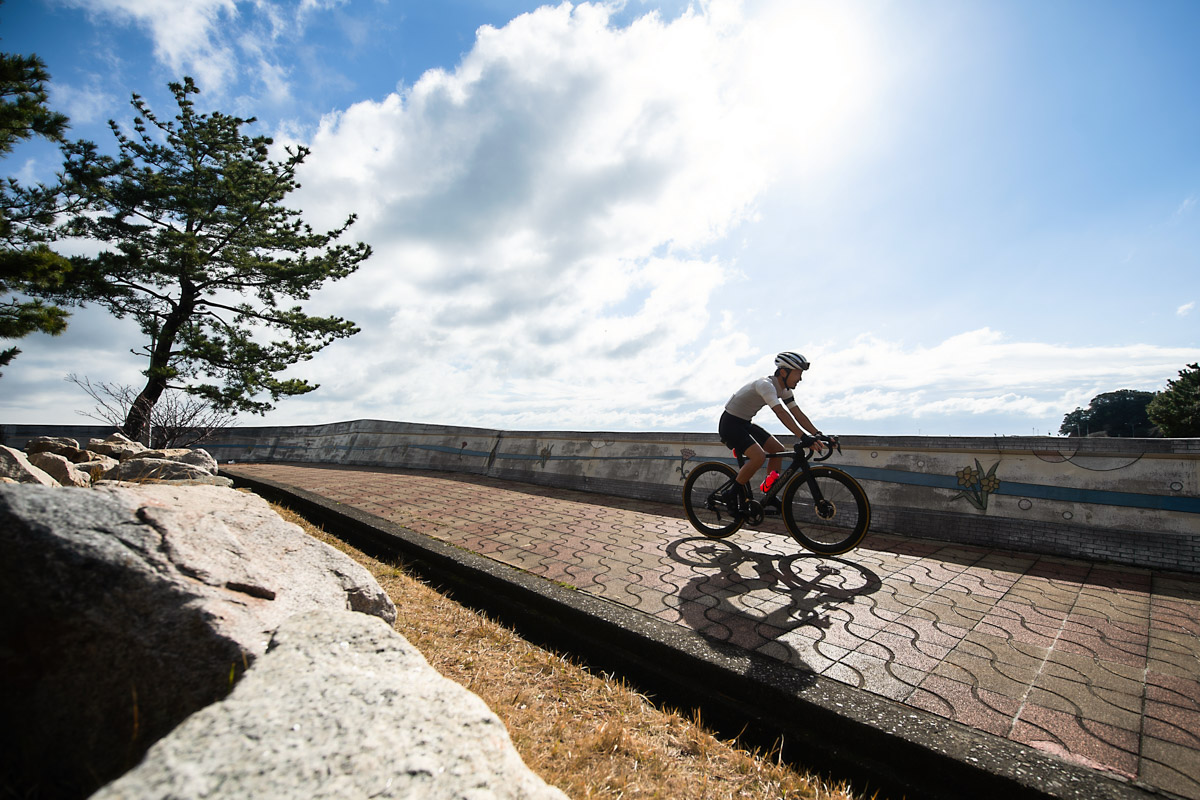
[123,383,164,446]
[123,290,194,445]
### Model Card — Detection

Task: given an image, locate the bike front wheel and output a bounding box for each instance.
[781,467,870,555]
[682,461,744,538]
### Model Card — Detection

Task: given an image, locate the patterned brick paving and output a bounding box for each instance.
[232,463,1200,799]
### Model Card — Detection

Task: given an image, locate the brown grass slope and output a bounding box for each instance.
[271,502,866,800]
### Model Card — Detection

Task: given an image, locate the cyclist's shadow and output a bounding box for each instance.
[665,536,881,672]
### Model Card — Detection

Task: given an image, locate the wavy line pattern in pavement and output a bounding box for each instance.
[233,464,1200,800]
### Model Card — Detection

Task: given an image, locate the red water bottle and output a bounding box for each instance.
[759,470,780,493]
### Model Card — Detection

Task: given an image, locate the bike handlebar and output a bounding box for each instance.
[795,434,840,461]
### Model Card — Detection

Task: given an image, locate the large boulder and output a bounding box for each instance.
[24,435,82,458]
[0,483,396,799]
[27,451,92,487]
[13,433,222,487]
[93,610,568,800]
[0,444,58,485]
[106,457,225,484]
[139,447,219,474]
[87,431,148,459]
[75,452,119,481]
[68,445,106,463]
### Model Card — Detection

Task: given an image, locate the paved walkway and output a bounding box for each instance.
[230,463,1200,799]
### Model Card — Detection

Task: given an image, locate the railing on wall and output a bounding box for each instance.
[3,420,1197,573]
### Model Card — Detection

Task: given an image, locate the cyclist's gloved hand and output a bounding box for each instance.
[795,434,826,453]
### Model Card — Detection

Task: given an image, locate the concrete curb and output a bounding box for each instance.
[229,469,1169,800]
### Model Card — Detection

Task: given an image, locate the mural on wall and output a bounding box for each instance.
[677,448,696,480]
[1031,447,1144,471]
[169,419,1194,536]
[953,460,1002,511]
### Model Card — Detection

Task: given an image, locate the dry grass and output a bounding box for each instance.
[272,502,867,800]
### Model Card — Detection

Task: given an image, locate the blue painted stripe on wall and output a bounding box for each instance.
[839,465,1200,514]
[483,448,1200,514]
[995,480,1197,513]
[218,439,1197,514]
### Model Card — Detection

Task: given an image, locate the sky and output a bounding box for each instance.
[1,0,1197,437]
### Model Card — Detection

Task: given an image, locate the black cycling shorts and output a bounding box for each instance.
[719,411,773,455]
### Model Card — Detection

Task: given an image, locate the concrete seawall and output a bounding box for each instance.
[3,420,1197,573]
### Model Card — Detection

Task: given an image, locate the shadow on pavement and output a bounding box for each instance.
[667,537,881,674]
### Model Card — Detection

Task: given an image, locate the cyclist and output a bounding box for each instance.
[719,351,825,514]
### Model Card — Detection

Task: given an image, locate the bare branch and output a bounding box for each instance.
[67,373,237,448]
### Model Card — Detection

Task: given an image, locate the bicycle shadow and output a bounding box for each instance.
[665,536,882,672]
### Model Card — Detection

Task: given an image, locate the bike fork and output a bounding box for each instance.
[800,470,838,518]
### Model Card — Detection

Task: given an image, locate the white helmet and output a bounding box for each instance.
[775,351,810,371]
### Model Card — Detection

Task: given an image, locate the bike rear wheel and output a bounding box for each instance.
[781,466,870,555]
[682,461,744,538]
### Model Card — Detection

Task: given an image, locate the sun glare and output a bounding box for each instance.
[738,0,876,173]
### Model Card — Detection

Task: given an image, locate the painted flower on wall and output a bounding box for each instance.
[956,465,979,487]
[678,448,696,479]
[953,459,1001,511]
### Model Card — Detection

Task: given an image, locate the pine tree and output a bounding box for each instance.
[1147,363,1200,438]
[62,78,371,442]
[1059,389,1155,437]
[0,52,74,375]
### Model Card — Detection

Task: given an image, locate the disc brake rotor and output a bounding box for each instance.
[816,499,837,520]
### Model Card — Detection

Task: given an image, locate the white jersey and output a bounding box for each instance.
[724,376,799,421]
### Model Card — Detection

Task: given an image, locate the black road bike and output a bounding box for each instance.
[681,434,871,556]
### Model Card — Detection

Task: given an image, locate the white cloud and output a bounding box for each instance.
[50,78,118,125]
[1178,301,1195,317]
[299,0,348,12]
[263,0,877,430]
[1172,193,1196,221]
[221,322,1192,435]
[61,0,323,105]
[16,1,1186,438]
[64,0,240,91]
[800,329,1192,433]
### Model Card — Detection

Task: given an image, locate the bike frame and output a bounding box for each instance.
[732,435,838,510]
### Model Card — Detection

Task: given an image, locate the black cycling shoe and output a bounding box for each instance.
[721,485,750,516]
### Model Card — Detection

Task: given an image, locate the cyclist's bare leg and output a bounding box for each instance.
[763,436,786,476]
[737,438,785,486]
[735,443,766,488]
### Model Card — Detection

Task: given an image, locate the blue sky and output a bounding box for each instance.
[2,0,1197,436]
